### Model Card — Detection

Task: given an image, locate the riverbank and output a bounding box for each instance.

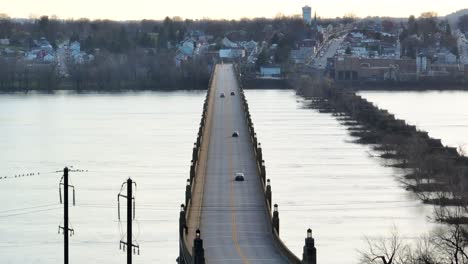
[335,80,468,91]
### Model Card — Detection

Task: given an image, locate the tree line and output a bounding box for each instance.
[0,15,315,91]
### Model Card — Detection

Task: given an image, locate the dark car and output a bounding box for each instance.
[230,91,235,96]
[232,131,239,137]
[235,173,245,181]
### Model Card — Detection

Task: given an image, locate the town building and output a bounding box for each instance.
[331,56,417,81]
[302,6,312,25]
[260,66,281,78]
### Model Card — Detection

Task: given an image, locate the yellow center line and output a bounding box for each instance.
[224,65,251,264]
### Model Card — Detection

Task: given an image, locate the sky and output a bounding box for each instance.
[0,0,466,20]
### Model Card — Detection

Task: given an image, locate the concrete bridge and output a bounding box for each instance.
[177,64,317,264]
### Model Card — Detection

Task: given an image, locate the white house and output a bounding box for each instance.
[0,39,10,45]
[260,66,281,78]
[219,49,245,59]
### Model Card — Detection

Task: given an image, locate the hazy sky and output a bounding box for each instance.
[1,0,466,20]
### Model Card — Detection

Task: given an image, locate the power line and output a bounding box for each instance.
[0,206,61,218]
[0,203,59,214]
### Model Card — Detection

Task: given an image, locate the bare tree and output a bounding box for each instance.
[360,227,408,264]
[433,225,468,264]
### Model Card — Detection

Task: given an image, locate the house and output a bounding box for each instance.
[435,51,457,64]
[43,54,55,63]
[332,56,416,81]
[260,66,281,78]
[0,39,10,45]
[290,47,314,64]
[70,41,80,55]
[219,49,245,59]
[175,38,198,67]
[222,37,239,49]
[35,37,53,53]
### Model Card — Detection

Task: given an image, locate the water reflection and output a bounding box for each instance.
[245,89,435,264]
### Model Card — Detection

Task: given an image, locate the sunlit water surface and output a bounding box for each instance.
[0,90,435,264]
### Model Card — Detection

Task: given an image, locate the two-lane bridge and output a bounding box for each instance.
[178,64,317,264]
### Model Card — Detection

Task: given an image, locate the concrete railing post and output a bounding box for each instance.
[257,147,263,163]
[178,205,187,264]
[302,229,317,264]
[266,179,272,210]
[190,162,195,184]
[185,180,191,207]
[192,144,198,162]
[261,161,266,184]
[179,204,186,237]
[193,229,205,264]
[272,204,280,234]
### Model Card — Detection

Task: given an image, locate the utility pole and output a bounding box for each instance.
[118,178,139,264]
[59,167,75,264]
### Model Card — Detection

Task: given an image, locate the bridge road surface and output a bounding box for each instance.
[199,64,289,264]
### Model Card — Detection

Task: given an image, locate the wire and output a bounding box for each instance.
[0,206,61,218]
[0,203,59,214]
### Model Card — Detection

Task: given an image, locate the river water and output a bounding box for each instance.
[359,91,468,155]
[0,90,435,264]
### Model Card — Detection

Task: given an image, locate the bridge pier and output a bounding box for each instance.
[193,229,205,264]
[302,229,317,264]
[272,204,280,234]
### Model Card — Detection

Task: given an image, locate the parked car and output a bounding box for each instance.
[235,173,245,181]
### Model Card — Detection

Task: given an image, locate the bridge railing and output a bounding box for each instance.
[177,65,216,264]
[233,65,303,264]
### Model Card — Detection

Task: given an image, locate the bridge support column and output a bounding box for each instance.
[272,204,280,235]
[302,229,317,264]
[185,180,191,207]
[193,229,205,264]
[265,179,272,210]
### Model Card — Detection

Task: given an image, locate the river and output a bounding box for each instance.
[359,90,468,155]
[0,90,435,264]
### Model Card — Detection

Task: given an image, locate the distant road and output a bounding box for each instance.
[311,35,345,69]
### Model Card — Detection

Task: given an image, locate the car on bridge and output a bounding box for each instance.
[235,173,245,181]
[232,131,239,137]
